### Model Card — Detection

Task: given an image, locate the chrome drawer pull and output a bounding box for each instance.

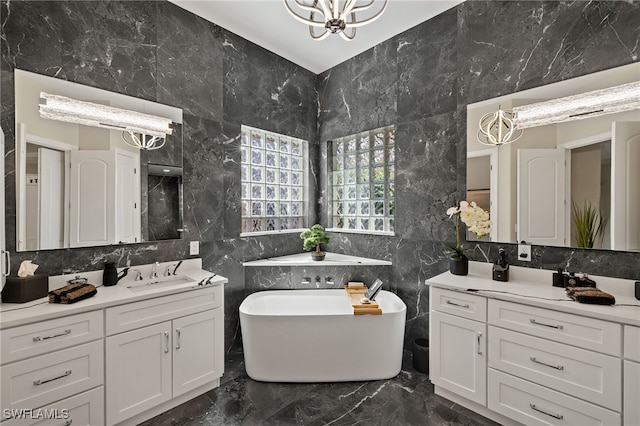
[530,357,564,370]
[33,329,71,342]
[476,332,483,355]
[529,319,563,330]
[530,403,563,420]
[446,300,470,309]
[33,369,72,386]
[164,331,170,353]
[175,328,181,350]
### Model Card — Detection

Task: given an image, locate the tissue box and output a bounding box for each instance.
[1,274,49,303]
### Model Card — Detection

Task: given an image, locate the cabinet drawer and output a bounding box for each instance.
[624,325,640,362]
[431,287,486,322]
[3,386,104,425]
[1,311,104,365]
[0,340,103,411]
[488,299,621,356]
[488,369,620,426]
[488,326,621,411]
[106,285,222,335]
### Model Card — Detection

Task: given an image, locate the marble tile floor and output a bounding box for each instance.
[142,344,499,426]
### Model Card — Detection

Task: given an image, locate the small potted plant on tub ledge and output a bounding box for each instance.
[300,224,331,261]
[446,201,491,275]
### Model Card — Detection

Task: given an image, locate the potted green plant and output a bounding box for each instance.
[300,224,331,261]
[572,200,608,248]
[446,201,491,275]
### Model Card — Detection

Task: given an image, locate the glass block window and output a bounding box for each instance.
[240,125,308,234]
[331,126,395,233]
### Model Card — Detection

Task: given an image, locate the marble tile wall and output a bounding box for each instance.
[2,0,639,353]
[1,0,316,349]
[318,1,640,346]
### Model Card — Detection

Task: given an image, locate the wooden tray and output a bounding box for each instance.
[345,283,382,315]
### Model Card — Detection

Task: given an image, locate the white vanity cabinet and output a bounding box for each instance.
[0,311,104,423]
[430,287,487,405]
[105,286,224,425]
[623,325,640,426]
[428,267,638,426]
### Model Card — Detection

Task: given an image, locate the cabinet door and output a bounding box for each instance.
[430,311,486,405]
[624,360,640,426]
[106,322,172,425]
[173,309,223,396]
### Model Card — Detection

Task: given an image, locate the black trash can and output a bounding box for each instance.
[412,338,429,374]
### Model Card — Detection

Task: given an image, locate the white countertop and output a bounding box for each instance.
[242,252,392,267]
[0,259,227,329]
[427,262,640,326]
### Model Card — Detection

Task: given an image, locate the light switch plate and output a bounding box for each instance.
[189,241,200,256]
[518,244,531,262]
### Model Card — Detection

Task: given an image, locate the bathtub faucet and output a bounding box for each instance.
[315,276,321,286]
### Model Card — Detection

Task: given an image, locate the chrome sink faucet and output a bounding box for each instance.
[150,262,160,279]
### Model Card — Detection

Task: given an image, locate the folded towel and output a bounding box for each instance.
[566,286,615,305]
[49,282,97,304]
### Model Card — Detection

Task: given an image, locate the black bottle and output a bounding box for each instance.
[552,268,566,287]
[492,248,509,282]
[103,262,118,286]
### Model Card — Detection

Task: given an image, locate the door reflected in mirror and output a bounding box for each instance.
[467,62,640,252]
[14,69,183,252]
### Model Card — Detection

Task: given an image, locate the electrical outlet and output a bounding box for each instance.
[189,241,200,256]
[518,243,531,262]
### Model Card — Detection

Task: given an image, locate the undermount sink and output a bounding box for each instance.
[126,275,195,292]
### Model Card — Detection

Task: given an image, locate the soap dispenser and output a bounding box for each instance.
[492,248,509,282]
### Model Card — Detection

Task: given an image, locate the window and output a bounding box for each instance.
[240,125,308,234]
[330,126,395,233]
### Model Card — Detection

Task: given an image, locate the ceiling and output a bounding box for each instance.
[168,0,464,74]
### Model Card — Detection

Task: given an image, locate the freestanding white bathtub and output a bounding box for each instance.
[239,289,407,382]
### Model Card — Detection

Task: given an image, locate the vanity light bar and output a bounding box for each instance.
[39,92,173,138]
[512,80,640,129]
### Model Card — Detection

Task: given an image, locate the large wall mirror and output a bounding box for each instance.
[467,62,640,252]
[14,69,184,252]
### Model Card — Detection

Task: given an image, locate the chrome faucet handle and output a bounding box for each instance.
[302,277,311,285]
[325,276,335,286]
[130,268,143,281]
[165,265,175,277]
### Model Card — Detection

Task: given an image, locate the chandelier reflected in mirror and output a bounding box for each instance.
[283,0,388,41]
[477,109,523,146]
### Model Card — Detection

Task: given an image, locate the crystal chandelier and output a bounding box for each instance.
[283,0,388,41]
[39,92,173,150]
